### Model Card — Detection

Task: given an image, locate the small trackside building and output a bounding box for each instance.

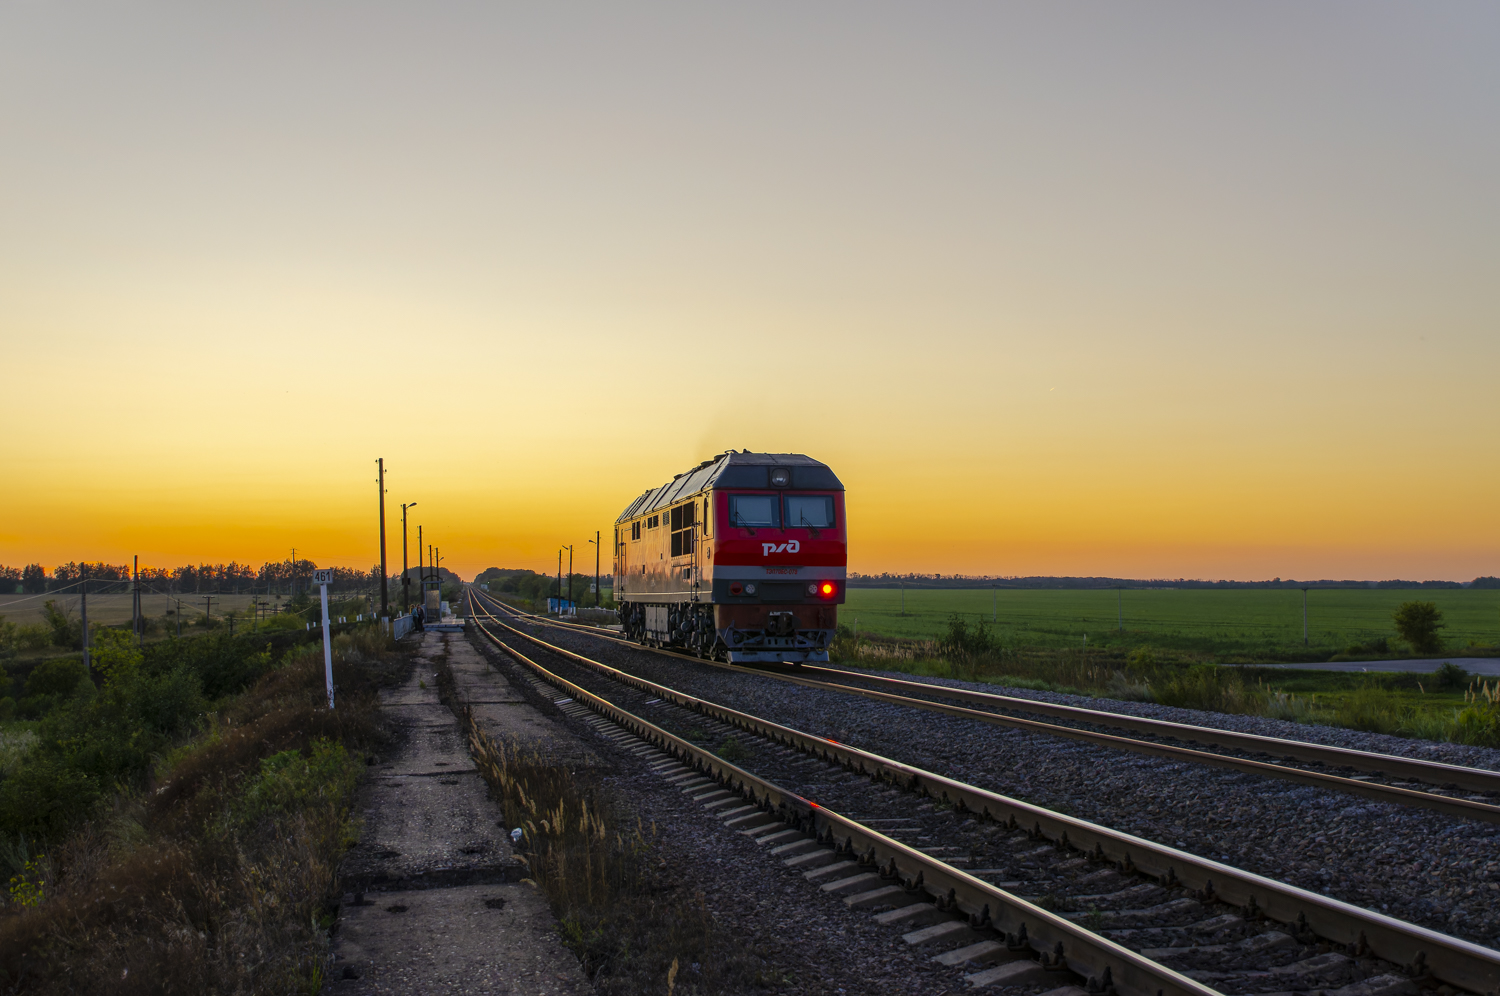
[613,451,847,663]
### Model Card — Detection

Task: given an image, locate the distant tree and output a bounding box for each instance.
[20,564,47,594]
[1471,577,1500,590]
[1393,601,1444,653]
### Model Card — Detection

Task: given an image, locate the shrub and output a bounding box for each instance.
[1434,661,1469,689]
[1393,601,1444,653]
[230,739,362,831]
[144,632,271,699]
[40,601,80,650]
[14,625,52,652]
[24,658,87,699]
[89,627,143,684]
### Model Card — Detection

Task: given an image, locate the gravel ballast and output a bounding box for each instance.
[492,615,1500,953]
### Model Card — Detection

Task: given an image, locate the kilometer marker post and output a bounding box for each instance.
[315,568,335,708]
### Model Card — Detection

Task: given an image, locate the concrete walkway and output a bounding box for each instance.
[325,630,592,995]
[1262,656,1500,676]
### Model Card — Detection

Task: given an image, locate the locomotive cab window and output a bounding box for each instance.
[729,494,780,527]
[785,495,835,528]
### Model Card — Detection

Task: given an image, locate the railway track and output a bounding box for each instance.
[463,590,1500,996]
[471,592,1500,825]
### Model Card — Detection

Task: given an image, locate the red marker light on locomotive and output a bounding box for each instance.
[819,582,835,597]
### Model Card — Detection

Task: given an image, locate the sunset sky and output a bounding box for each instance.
[3,3,1497,582]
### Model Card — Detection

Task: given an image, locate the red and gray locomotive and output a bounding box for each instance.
[614,451,847,663]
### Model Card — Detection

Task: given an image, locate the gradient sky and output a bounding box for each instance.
[3,3,1497,582]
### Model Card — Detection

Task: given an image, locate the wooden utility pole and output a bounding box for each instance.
[377,458,389,617]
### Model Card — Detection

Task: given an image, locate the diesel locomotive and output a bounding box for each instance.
[614,451,847,663]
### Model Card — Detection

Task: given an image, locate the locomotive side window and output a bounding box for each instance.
[670,503,695,557]
[729,495,780,527]
[631,522,641,541]
[786,495,835,528]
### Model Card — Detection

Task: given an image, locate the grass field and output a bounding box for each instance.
[840,587,1500,660]
[0,592,282,627]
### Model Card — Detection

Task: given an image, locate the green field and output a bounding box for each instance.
[840,587,1500,659]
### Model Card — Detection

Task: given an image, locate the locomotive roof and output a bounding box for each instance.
[615,451,843,522]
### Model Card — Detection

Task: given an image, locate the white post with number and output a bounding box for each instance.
[314,569,335,709]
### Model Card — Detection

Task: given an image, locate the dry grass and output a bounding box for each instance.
[435,655,772,995]
[0,624,402,995]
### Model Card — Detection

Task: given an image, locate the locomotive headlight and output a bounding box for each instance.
[806,582,818,595]
[770,468,789,487]
[819,582,836,597]
[744,583,756,595]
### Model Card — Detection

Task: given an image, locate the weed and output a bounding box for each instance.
[6,857,45,907]
[456,699,769,994]
[714,737,750,762]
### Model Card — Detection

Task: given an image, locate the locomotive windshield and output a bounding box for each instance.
[729,494,779,527]
[785,495,835,528]
[728,493,836,528]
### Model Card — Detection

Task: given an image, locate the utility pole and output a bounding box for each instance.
[588,531,601,608]
[203,594,215,627]
[80,578,89,672]
[1301,587,1310,646]
[133,554,141,647]
[556,549,562,609]
[291,547,297,597]
[377,458,389,617]
[900,580,905,617]
[402,502,417,612]
[992,584,997,625]
[566,545,574,609]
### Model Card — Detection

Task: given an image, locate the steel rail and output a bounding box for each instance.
[797,664,1500,795]
[470,592,1500,827]
[467,592,1500,995]
[464,597,1219,996]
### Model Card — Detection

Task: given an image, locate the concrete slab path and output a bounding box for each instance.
[325,631,592,995]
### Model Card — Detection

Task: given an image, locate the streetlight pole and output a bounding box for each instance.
[377,458,389,617]
[556,549,563,609]
[402,502,417,612]
[566,545,574,609]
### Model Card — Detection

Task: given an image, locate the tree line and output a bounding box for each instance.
[0,559,389,595]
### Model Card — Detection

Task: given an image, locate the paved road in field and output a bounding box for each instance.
[1262,656,1500,676]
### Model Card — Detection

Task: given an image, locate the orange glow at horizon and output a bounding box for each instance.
[2,5,1497,585]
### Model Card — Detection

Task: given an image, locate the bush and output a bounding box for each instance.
[13,625,52,652]
[24,658,87,699]
[1434,661,1469,689]
[230,739,362,831]
[144,632,272,699]
[40,601,80,650]
[1393,601,1444,653]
